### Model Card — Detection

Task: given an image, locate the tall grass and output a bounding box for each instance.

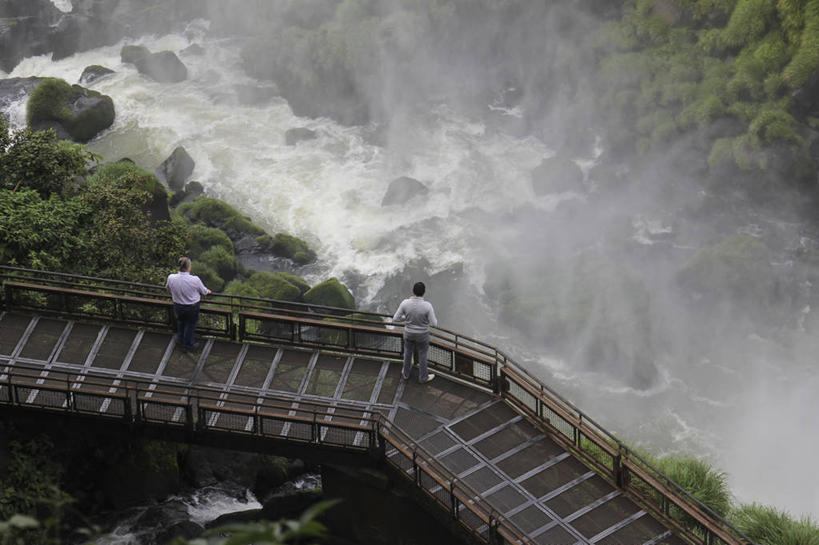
[731,503,819,545]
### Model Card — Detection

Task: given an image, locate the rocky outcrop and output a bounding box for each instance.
[284,127,318,145]
[27,78,115,142]
[530,155,584,195]
[381,176,429,206]
[168,181,204,207]
[255,233,316,265]
[121,45,188,83]
[155,146,195,192]
[79,65,115,86]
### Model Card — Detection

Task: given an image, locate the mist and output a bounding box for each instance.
[5,0,819,518]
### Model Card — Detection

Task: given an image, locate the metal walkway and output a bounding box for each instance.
[0,267,755,545]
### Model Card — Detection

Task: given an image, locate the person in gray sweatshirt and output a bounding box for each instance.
[392,281,438,383]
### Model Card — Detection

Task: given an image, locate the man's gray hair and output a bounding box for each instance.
[178,256,191,271]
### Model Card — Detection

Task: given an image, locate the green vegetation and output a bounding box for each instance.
[303,278,355,309]
[257,233,316,265]
[178,196,265,240]
[597,0,819,175]
[26,78,115,142]
[731,503,819,545]
[187,224,234,258]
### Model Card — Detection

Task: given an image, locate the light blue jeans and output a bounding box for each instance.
[402,331,430,382]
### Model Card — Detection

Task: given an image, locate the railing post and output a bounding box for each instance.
[312,413,318,444]
[253,405,260,435]
[614,447,624,488]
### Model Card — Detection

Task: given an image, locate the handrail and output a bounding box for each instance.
[0,361,529,544]
[0,267,757,545]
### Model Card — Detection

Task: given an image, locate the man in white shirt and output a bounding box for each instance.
[165,256,211,351]
[392,282,438,384]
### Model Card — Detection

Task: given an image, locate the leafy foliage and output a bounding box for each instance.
[0,119,92,196]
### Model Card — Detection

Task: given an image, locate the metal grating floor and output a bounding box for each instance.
[0,311,684,545]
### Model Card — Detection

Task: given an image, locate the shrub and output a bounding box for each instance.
[0,119,90,196]
[782,0,819,87]
[25,78,72,126]
[191,261,224,292]
[653,456,732,517]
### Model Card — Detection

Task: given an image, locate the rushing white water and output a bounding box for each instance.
[96,487,261,545]
[6,24,819,519]
[50,0,73,13]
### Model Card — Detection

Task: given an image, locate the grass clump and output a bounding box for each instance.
[731,503,819,545]
[303,277,355,309]
[26,78,72,126]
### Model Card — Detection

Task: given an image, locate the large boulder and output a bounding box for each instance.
[530,155,584,195]
[155,146,195,192]
[284,127,318,145]
[79,64,115,86]
[381,176,429,206]
[177,196,265,242]
[26,78,115,142]
[121,45,188,83]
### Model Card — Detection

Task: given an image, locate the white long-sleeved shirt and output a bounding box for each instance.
[392,296,437,334]
[165,271,209,305]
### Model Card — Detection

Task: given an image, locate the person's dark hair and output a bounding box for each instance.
[178,256,191,272]
[413,282,425,297]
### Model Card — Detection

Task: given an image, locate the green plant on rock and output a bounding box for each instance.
[303,278,355,310]
[248,271,304,301]
[187,224,234,259]
[730,503,819,545]
[178,196,265,240]
[257,233,316,265]
[198,245,238,283]
[25,78,73,126]
[26,78,115,143]
[191,261,224,293]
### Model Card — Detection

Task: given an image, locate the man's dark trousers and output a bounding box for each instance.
[174,302,200,350]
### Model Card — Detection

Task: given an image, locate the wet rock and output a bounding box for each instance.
[285,127,318,145]
[79,65,115,86]
[0,77,42,118]
[156,520,204,545]
[234,82,279,105]
[27,78,115,143]
[181,43,205,56]
[381,176,429,206]
[132,500,190,540]
[531,155,584,195]
[169,180,204,208]
[155,146,195,192]
[121,45,187,83]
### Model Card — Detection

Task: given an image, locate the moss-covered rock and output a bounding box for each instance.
[256,233,316,265]
[178,196,265,241]
[224,279,262,298]
[198,245,238,283]
[169,181,204,208]
[26,77,115,143]
[187,224,234,259]
[303,277,355,309]
[246,271,303,301]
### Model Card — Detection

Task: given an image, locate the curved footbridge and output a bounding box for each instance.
[0,267,754,545]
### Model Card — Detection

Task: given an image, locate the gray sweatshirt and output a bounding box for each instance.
[392,296,438,335]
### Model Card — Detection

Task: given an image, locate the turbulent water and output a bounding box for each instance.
[4,21,818,519]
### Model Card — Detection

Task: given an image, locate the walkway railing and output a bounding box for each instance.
[0,266,756,545]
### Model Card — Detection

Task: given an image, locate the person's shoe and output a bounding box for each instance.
[401,372,410,380]
[420,373,435,384]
